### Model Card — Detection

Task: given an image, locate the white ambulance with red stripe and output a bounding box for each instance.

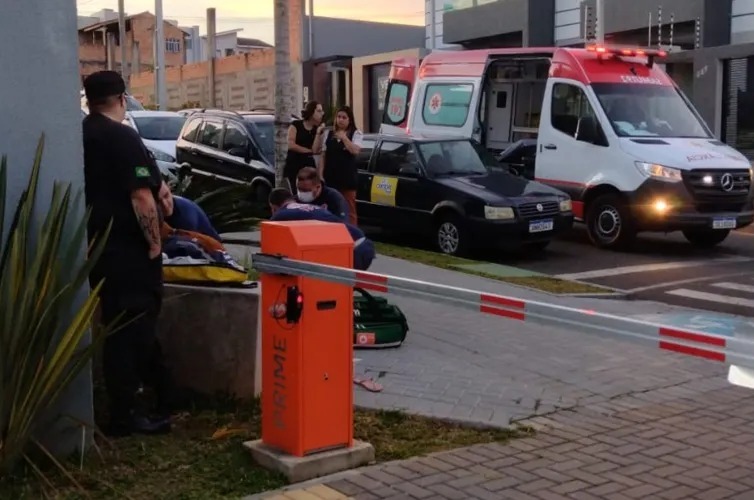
[381,45,754,249]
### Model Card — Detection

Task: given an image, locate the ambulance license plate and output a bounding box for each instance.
[712,217,737,230]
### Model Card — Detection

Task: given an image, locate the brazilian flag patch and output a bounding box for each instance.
[135,166,150,178]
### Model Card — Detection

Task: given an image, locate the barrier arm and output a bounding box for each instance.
[252,253,754,387]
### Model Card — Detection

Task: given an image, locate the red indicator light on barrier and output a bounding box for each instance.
[286,286,304,324]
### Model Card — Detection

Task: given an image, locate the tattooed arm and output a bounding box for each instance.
[132,188,161,258]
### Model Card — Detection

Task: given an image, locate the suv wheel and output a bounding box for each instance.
[435,214,468,256]
[682,229,730,248]
[586,194,636,250]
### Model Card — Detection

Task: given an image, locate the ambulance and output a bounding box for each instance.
[380,45,754,249]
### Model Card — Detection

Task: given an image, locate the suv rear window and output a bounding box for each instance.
[181,117,203,142]
[356,138,375,170]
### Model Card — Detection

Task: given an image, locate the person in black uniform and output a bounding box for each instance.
[82,71,171,437]
[284,100,325,192]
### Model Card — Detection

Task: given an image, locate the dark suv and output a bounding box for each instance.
[175,109,276,201]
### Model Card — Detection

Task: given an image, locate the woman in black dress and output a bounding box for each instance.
[284,100,325,192]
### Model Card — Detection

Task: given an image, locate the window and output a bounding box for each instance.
[550,83,595,137]
[417,140,489,176]
[165,38,181,53]
[384,82,410,125]
[223,124,249,153]
[132,115,187,141]
[375,142,419,176]
[199,120,223,149]
[356,139,375,170]
[592,82,711,139]
[181,117,203,142]
[422,83,474,127]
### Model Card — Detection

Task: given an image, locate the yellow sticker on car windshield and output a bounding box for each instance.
[370,176,398,206]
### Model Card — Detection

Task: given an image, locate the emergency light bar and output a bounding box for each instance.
[586,44,667,67]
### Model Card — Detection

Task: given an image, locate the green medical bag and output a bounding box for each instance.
[353,287,409,348]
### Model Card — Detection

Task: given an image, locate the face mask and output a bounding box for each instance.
[298,190,315,203]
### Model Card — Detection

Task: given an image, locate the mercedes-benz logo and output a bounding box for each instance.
[536,203,543,212]
[721,173,735,192]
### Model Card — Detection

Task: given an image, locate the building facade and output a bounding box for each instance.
[78,11,188,83]
[430,0,754,157]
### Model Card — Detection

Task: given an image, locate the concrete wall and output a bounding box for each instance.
[443,0,527,44]
[0,0,92,454]
[303,17,425,59]
[129,50,303,111]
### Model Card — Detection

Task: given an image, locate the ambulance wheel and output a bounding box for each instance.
[586,194,636,250]
[435,213,468,256]
[682,229,730,248]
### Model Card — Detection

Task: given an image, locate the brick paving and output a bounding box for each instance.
[315,383,754,499]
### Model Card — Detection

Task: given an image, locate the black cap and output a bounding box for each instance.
[83,70,126,101]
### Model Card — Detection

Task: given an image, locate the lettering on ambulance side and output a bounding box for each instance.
[370,176,398,206]
[619,75,663,85]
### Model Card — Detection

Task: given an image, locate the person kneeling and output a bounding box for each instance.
[268,187,374,270]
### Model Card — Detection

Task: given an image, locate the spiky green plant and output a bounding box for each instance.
[0,135,110,477]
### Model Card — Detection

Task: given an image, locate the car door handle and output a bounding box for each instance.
[543,144,557,150]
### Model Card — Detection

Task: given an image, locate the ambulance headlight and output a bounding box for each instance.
[634,162,682,182]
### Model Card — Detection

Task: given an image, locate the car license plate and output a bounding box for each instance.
[712,217,737,230]
[529,219,554,233]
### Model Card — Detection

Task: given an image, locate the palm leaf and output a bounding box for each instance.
[0,134,111,482]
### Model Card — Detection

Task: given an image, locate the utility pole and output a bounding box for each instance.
[118,0,129,89]
[595,0,604,43]
[154,0,167,109]
[207,8,216,108]
[308,0,314,58]
[273,0,295,188]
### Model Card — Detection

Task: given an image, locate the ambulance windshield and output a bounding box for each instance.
[592,83,711,139]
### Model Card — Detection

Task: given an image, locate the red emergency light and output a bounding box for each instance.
[586,44,667,67]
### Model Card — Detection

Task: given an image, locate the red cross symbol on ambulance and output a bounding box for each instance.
[428,93,442,114]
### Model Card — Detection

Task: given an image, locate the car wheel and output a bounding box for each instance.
[586,194,636,249]
[435,214,468,256]
[682,229,730,248]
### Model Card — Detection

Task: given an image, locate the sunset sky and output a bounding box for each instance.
[76,0,425,42]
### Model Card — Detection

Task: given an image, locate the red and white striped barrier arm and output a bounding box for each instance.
[252,253,754,371]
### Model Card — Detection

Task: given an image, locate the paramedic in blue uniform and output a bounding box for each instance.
[158,181,222,241]
[82,71,172,437]
[268,188,375,270]
[294,167,350,221]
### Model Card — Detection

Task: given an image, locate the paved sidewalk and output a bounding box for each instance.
[252,383,754,499]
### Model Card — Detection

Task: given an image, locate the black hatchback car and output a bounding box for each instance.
[356,134,574,255]
[175,109,276,201]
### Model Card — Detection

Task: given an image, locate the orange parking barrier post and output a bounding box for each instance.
[259,220,354,457]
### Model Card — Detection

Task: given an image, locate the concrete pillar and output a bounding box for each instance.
[0,0,93,455]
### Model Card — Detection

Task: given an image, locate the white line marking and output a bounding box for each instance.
[556,256,753,280]
[666,288,754,308]
[712,282,754,294]
[627,270,754,293]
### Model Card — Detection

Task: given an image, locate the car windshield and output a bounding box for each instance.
[245,117,274,159]
[417,139,493,176]
[591,83,711,139]
[133,115,187,140]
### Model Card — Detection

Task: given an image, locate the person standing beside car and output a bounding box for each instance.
[317,106,363,226]
[285,100,326,192]
[82,70,172,437]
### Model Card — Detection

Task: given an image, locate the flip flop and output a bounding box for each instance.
[354,377,383,392]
